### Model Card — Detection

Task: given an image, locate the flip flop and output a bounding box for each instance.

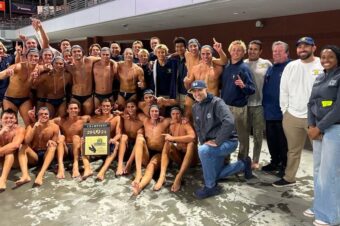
[0,188,6,193]
[95,177,103,182]
[12,180,31,190]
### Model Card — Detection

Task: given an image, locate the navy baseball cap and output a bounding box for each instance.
[188,80,207,92]
[296,37,315,46]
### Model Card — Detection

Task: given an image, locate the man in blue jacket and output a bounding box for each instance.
[262,41,290,177]
[0,42,14,110]
[191,80,252,199]
[221,40,255,160]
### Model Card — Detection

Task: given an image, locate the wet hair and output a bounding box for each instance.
[1,108,17,119]
[188,38,201,49]
[71,45,84,53]
[100,98,112,105]
[41,48,54,57]
[173,37,187,48]
[201,45,214,53]
[52,56,65,64]
[272,41,289,54]
[125,99,137,106]
[89,43,101,54]
[38,106,50,115]
[26,48,40,57]
[67,100,80,109]
[249,40,263,50]
[320,45,340,67]
[149,104,160,114]
[100,47,111,55]
[170,106,182,114]
[143,89,154,96]
[228,40,247,53]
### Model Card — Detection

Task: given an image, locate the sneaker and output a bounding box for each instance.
[194,185,222,199]
[242,156,253,179]
[303,208,314,218]
[272,178,296,187]
[262,163,279,172]
[313,219,330,226]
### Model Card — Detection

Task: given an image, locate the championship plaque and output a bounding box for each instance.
[83,123,110,156]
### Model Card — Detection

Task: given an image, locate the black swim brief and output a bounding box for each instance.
[119,91,136,101]
[72,94,93,104]
[94,93,113,102]
[4,96,30,108]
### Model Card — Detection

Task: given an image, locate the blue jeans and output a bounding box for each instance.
[198,140,244,188]
[312,125,340,225]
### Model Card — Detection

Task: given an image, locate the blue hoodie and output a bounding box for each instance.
[262,60,291,120]
[221,60,255,107]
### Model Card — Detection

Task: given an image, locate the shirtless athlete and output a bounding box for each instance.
[0,109,25,192]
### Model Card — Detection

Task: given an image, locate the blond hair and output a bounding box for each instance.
[138,48,149,56]
[154,44,169,54]
[0,42,7,52]
[133,40,143,47]
[228,40,247,53]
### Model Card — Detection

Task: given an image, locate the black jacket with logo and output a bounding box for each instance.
[192,93,238,146]
[308,67,340,132]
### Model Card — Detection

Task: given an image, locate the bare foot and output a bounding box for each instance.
[116,164,124,176]
[132,175,142,185]
[56,164,65,179]
[34,176,43,186]
[123,164,131,175]
[0,180,6,190]
[171,177,182,192]
[153,178,165,191]
[96,174,104,181]
[14,176,31,188]
[82,170,93,181]
[72,166,81,178]
[131,181,141,196]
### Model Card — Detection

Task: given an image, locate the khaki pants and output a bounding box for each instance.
[282,112,308,182]
[247,106,265,163]
[229,106,249,159]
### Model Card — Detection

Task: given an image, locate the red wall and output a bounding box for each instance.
[63,9,340,60]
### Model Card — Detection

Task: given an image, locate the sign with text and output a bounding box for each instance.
[83,123,110,156]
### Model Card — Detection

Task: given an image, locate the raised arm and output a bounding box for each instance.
[212,38,227,66]
[32,18,49,49]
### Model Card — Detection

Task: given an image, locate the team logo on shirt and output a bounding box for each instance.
[328,79,337,87]
[207,113,212,119]
[167,69,172,73]
[312,69,321,76]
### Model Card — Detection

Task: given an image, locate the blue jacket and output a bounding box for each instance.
[262,60,291,120]
[0,54,14,101]
[221,60,255,107]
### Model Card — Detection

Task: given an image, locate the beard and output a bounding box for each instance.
[298,51,312,60]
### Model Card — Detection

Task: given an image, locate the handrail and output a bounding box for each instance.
[0,0,116,30]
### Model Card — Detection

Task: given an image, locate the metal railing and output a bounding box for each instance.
[0,0,115,30]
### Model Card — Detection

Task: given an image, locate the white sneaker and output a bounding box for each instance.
[303,208,314,218]
[313,219,330,226]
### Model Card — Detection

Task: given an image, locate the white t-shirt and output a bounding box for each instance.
[244,58,272,106]
[280,57,323,118]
